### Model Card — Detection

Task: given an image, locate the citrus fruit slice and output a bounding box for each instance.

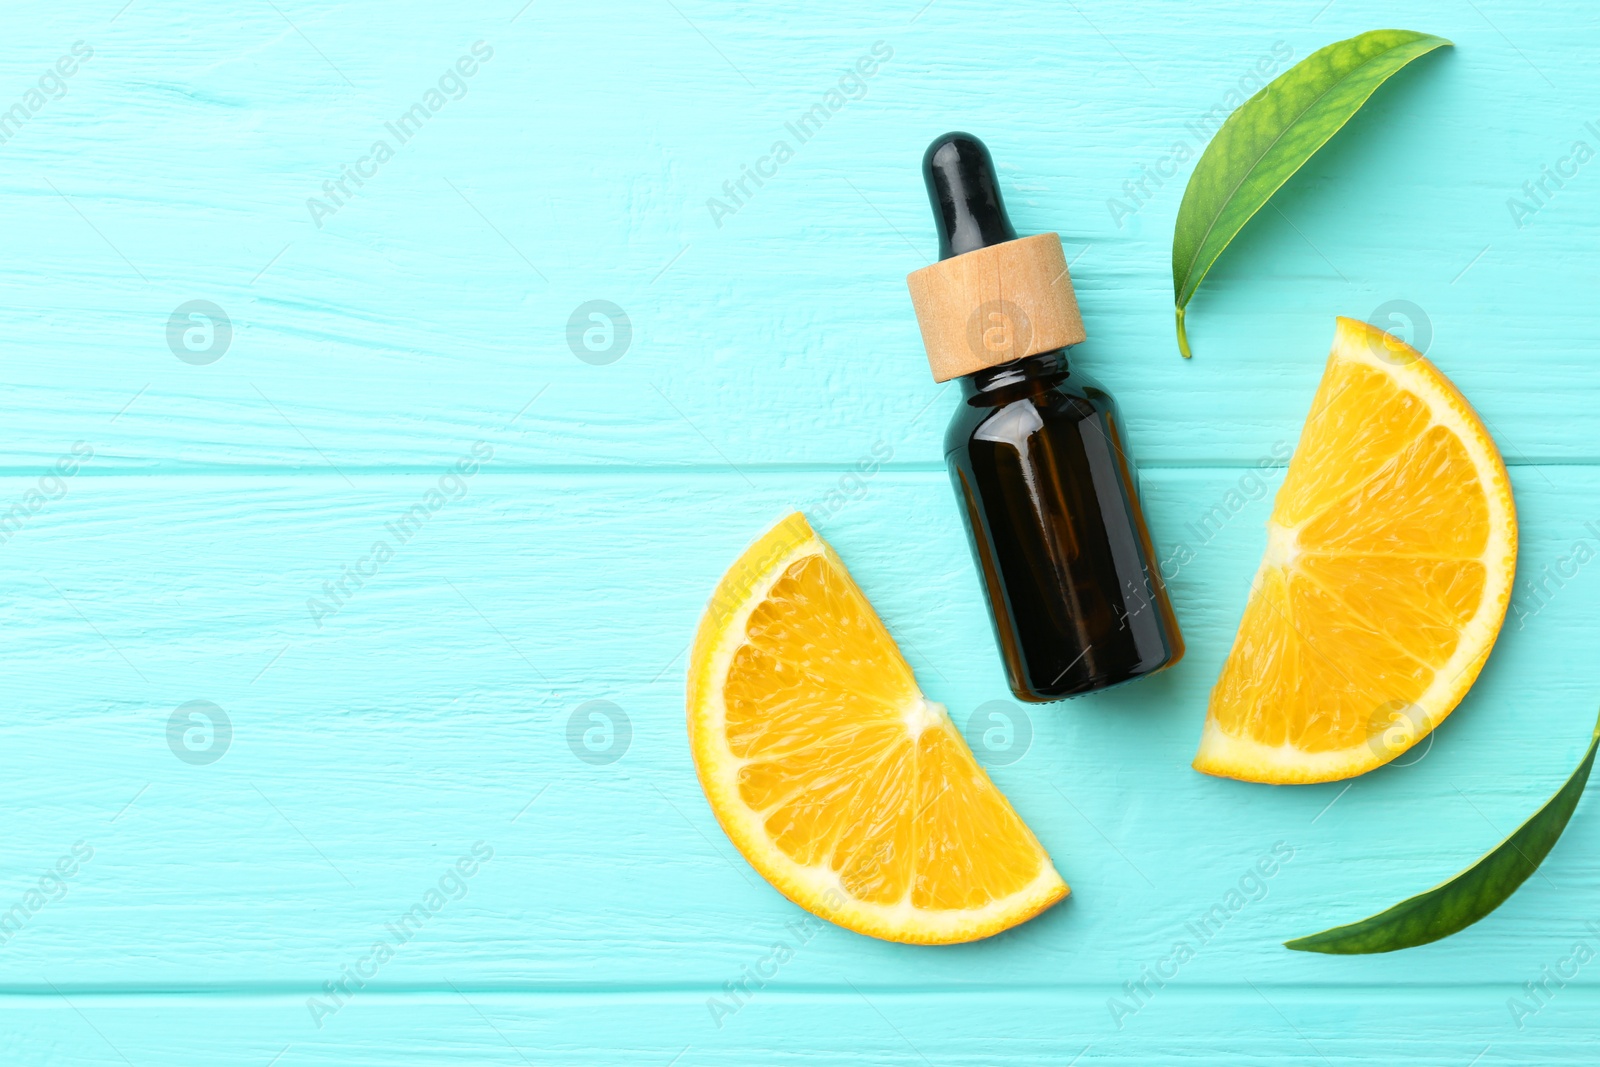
[1194,317,1517,784]
[687,513,1067,944]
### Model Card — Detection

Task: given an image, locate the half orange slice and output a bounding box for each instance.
[1195,317,1517,784]
[687,514,1067,944]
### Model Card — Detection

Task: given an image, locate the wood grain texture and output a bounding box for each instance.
[3,989,1599,1064]
[0,472,1597,986]
[2,0,1598,471]
[4,0,1599,1061]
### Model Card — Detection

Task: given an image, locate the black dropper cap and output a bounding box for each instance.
[923,132,1018,261]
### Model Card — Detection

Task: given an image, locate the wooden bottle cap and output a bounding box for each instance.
[906,233,1086,382]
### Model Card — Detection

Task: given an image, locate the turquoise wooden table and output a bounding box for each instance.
[5,0,1600,1062]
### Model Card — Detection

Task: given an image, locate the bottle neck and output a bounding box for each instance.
[959,348,1070,397]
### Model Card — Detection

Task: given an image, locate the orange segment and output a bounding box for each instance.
[687,514,1067,944]
[1273,360,1433,526]
[1194,317,1517,784]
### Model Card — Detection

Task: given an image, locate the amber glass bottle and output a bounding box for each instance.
[907,133,1183,701]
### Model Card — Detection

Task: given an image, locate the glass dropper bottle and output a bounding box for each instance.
[906,132,1184,701]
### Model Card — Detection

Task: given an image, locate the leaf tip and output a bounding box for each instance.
[1283,933,1344,954]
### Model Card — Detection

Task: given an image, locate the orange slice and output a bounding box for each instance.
[687,513,1067,944]
[1194,317,1517,784]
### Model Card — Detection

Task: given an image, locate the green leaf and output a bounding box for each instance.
[1171,29,1452,357]
[1286,707,1600,954]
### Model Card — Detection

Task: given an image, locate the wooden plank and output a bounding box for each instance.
[1,2,1597,470]
[3,986,1597,1065]
[0,468,1595,989]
